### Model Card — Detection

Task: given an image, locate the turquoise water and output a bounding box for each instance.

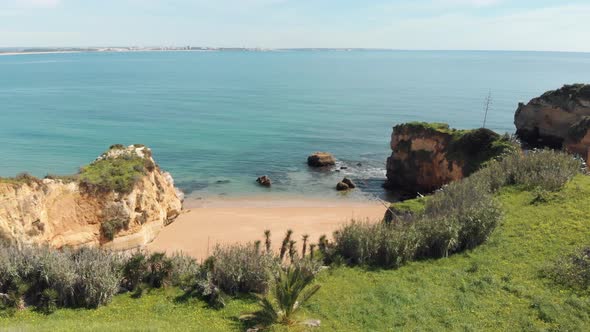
[1,50,590,198]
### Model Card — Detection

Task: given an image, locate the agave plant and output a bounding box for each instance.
[241,264,321,326]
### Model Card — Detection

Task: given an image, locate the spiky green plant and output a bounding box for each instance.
[288,240,297,263]
[279,230,293,261]
[309,244,316,260]
[264,230,271,254]
[301,234,309,258]
[241,265,321,326]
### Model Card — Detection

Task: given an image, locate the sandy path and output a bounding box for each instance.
[147,198,386,261]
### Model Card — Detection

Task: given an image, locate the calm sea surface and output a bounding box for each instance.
[1,50,589,198]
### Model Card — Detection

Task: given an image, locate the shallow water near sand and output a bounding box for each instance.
[1,50,590,199]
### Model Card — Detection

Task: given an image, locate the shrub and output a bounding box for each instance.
[122,251,148,291]
[209,243,276,295]
[122,251,181,292]
[168,253,200,288]
[100,219,128,241]
[545,247,590,291]
[78,155,148,194]
[0,244,123,310]
[70,248,123,308]
[145,253,174,288]
[473,149,582,192]
[333,222,420,268]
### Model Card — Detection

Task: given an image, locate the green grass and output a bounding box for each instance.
[2,176,590,331]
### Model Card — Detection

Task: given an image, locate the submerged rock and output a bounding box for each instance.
[385,122,514,193]
[515,84,590,163]
[307,152,336,167]
[0,145,183,250]
[256,175,272,187]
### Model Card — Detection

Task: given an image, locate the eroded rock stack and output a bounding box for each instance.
[385,122,513,193]
[0,145,183,251]
[515,84,590,163]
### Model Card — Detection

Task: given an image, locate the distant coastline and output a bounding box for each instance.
[0,46,355,56]
[2,47,589,56]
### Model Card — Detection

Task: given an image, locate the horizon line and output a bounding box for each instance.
[1,46,589,55]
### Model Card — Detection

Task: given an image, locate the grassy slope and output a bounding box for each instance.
[2,176,590,331]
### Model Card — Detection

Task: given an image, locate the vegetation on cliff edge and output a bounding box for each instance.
[0,145,155,194]
[395,122,517,175]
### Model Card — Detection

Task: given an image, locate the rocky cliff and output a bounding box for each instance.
[0,145,183,250]
[385,122,513,193]
[515,84,590,154]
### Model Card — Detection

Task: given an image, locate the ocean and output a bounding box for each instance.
[1,50,589,199]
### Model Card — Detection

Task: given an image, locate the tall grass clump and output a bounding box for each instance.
[208,243,277,295]
[474,149,582,192]
[0,244,123,313]
[332,222,419,268]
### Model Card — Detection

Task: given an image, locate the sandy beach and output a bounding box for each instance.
[147,197,387,261]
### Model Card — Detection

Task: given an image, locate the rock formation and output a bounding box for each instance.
[385,122,513,193]
[342,178,356,189]
[515,84,590,163]
[336,181,350,191]
[336,178,356,191]
[256,175,272,187]
[307,152,336,167]
[0,145,183,251]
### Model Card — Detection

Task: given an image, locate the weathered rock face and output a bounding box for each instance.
[385,123,511,193]
[0,145,183,251]
[515,84,590,150]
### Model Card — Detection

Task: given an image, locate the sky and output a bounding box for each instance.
[1,0,589,52]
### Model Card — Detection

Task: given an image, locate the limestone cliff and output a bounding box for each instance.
[0,145,183,250]
[385,122,513,193]
[515,84,590,151]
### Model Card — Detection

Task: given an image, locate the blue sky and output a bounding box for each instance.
[1,0,589,51]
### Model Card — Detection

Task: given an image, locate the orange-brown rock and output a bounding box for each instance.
[515,84,590,150]
[385,122,512,193]
[307,152,336,167]
[0,145,183,251]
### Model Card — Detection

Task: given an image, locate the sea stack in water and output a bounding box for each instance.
[256,175,272,187]
[515,84,590,162]
[336,181,349,191]
[336,177,356,191]
[0,144,183,250]
[385,122,513,193]
[307,152,336,167]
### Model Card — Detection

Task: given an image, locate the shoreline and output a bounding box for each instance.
[181,192,390,209]
[147,196,387,260]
